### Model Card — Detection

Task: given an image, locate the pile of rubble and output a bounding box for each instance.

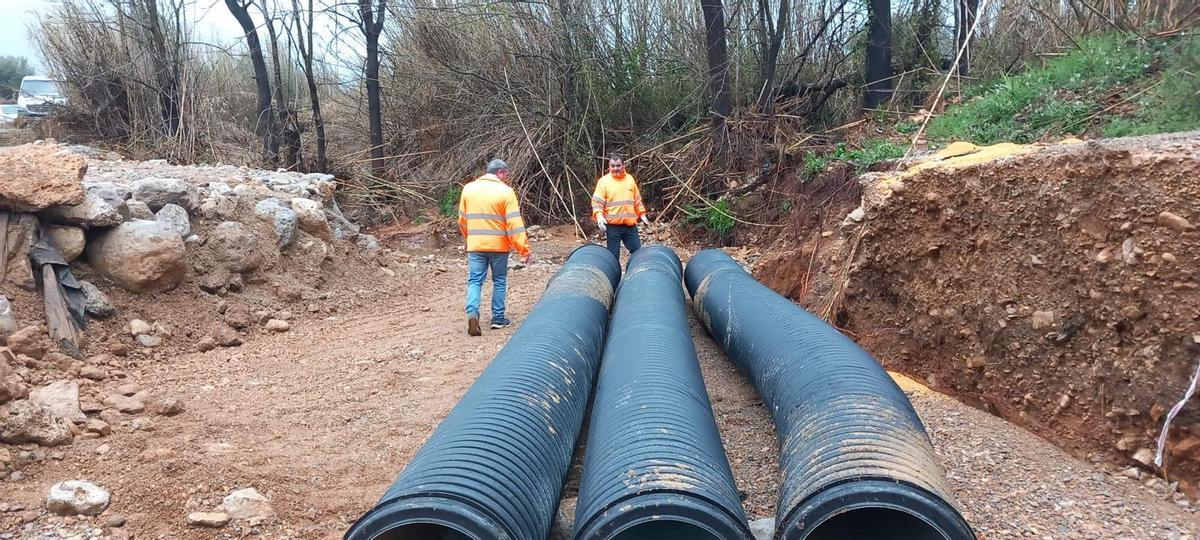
[0,142,379,525]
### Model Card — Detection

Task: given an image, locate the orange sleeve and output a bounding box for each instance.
[457,186,468,238]
[632,177,647,218]
[591,177,607,220]
[505,191,531,257]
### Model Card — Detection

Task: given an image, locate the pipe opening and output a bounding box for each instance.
[807,507,945,540]
[376,523,475,540]
[611,520,722,540]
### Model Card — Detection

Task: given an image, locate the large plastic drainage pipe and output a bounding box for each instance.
[683,249,975,540]
[346,245,621,540]
[572,246,752,540]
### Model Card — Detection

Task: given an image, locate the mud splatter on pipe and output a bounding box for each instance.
[346,245,620,540]
[684,249,975,540]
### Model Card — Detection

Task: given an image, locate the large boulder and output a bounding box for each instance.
[254,198,298,247]
[44,225,86,262]
[86,220,187,293]
[155,203,191,238]
[0,144,87,212]
[132,177,200,211]
[40,192,123,228]
[29,380,85,424]
[208,221,264,273]
[289,198,333,241]
[0,399,73,446]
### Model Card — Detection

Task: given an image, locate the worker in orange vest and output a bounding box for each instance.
[458,159,533,336]
[592,154,649,260]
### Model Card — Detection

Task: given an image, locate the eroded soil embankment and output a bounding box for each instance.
[756,132,1200,495]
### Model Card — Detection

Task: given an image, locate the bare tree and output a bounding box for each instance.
[358,0,386,178]
[291,0,326,171]
[258,0,292,167]
[864,0,893,109]
[129,0,184,136]
[226,0,278,164]
[701,0,733,158]
[756,0,791,112]
[955,0,979,76]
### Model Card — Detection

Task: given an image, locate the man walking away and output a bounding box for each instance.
[458,159,533,336]
[591,154,650,260]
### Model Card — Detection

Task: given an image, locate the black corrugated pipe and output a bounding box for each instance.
[572,245,752,540]
[346,244,621,540]
[683,249,976,540]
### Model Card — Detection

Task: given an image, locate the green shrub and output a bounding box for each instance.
[683,199,736,237]
[831,140,906,171]
[439,185,462,217]
[803,151,832,180]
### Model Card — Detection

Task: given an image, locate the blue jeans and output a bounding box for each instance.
[605,224,642,260]
[465,252,509,320]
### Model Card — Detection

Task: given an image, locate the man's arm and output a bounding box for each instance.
[505,191,532,260]
[591,178,607,231]
[457,185,468,238]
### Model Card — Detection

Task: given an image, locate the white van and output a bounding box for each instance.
[17,76,65,116]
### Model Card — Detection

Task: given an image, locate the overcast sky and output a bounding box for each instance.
[0,0,340,72]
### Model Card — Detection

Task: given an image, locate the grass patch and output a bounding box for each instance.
[439,185,462,217]
[927,34,1200,144]
[803,152,832,180]
[831,140,906,171]
[683,199,736,237]
[1104,36,1200,137]
[802,139,905,182]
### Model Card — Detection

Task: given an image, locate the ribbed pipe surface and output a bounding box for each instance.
[346,244,621,540]
[683,249,975,540]
[572,245,751,540]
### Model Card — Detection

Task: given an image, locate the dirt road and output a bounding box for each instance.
[4,237,1198,538]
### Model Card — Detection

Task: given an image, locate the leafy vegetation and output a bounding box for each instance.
[832,140,907,170]
[1104,36,1200,138]
[683,199,736,237]
[927,34,1199,144]
[439,185,461,218]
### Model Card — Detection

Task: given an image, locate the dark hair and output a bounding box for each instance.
[609,153,624,163]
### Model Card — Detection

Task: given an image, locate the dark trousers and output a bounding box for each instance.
[605,224,642,260]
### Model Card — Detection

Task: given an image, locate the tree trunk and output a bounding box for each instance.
[864,0,893,109]
[225,0,277,165]
[757,0,790,112]
[955,0,978,76]
[359,0,386,179]
[293,0,327,171]
[701,0,733,159]
[132,0,180,137]
[263,7,289,167]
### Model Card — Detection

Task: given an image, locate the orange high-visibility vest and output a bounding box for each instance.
[457,174,531,256]
[591,172,646,226]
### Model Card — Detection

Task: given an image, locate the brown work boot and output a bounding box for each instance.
[467,315,481,337]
